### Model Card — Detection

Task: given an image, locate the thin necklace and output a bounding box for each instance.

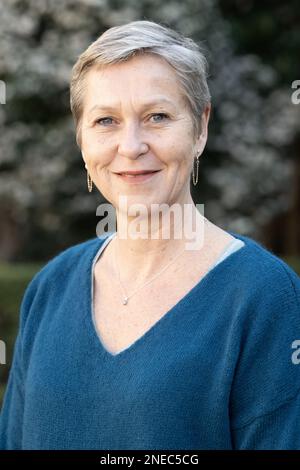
[113,239,188,306]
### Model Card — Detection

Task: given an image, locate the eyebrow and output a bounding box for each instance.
[87,98,177,116]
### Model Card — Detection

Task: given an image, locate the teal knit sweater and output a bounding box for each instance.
[0,231,300,450]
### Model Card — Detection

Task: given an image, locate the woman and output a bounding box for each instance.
[1,20,300,451]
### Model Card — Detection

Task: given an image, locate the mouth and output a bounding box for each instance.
[114,170,162,183]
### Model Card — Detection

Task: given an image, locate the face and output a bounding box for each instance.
[80,53,210,214]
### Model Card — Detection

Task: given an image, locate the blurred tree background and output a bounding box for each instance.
[0,0,299,404]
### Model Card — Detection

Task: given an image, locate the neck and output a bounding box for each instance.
[111,193,210,285]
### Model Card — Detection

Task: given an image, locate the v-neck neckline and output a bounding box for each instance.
[88,231,249,359]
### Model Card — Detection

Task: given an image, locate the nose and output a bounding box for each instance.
[118,122,148,159]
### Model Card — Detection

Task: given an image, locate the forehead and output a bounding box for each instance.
[83,54,187,111]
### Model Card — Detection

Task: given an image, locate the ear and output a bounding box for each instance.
[81,151,87,169]
[202,104,211,129]
[195,104,211,154]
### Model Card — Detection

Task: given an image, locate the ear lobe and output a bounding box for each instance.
[82,151,87,169]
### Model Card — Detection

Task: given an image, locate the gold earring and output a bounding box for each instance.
[84,162,93,192]
[87,172,93,193]
[192,151,200,186]
[87,170,93,192]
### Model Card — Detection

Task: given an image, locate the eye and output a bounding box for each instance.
[149,113,169,123]
[95,117,114,126]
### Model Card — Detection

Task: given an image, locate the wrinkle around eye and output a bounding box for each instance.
[149,113,170,123]
[95,117,115,126]
[92,112,173,128]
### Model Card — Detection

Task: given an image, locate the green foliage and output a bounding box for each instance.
[219,0,300,84]
[0,262,43,407]
[0,385,6,408]
[282,257,300,276]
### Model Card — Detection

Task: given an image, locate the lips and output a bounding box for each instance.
[116,170,161,175]
[115,169,162,183]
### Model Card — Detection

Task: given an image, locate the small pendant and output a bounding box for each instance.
[122,297,128,305]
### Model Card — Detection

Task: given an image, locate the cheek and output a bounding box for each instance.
[157,141,193,187]
[82,139,113,168]
[173,142,194,169]
[173,142,194,185]
[82,128,108,152]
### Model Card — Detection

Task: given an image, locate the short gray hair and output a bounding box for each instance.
[70,20,211,147]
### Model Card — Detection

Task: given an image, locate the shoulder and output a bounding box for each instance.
[18,233,114,329]
[229,231,300,311]
[33,232,112,283]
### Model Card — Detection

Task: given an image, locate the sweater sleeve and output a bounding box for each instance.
[230,263,300,449]
[0,274,39,449]
[232,391,300,449]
